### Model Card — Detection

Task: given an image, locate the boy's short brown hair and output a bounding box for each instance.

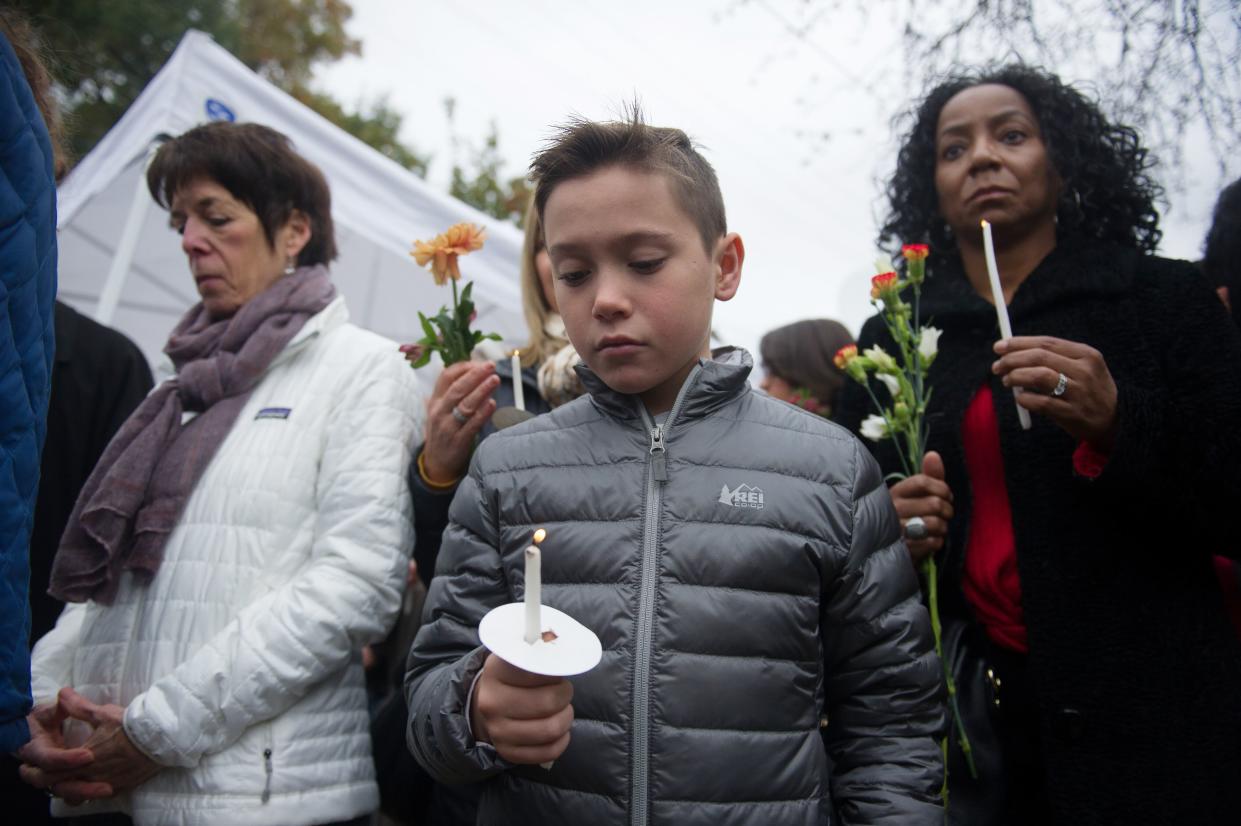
[531,107,727,252]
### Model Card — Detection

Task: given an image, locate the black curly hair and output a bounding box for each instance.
[879,64,1163,259]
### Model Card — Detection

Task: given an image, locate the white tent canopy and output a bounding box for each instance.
[56,29,525,370]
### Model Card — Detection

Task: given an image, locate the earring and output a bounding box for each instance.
[283,259,296,276]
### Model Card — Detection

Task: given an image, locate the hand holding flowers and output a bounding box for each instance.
[404,222,502,368]
[837,243,977,795]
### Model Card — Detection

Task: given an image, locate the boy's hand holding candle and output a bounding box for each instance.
[470,654,575,765]
[474,529,603,766]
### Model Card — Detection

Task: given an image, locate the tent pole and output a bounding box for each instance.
[94,144,158,325]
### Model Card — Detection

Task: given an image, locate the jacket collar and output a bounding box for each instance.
[576,346,753,422]
[268,294,348,369]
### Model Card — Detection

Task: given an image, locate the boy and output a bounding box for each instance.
[406,111,944,825]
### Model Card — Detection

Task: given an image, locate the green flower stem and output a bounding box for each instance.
[863,271,977,809]
[924,554,979,782]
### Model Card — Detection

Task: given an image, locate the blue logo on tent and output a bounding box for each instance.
[205,98,236,122]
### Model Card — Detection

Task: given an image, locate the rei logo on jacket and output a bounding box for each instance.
[718,483,765,509]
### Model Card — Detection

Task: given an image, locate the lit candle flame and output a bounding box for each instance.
[533,528,546,545]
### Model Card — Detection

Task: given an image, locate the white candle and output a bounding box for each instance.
[981,220,1032,431]
[511,350,525,411]
[523,528,546,644]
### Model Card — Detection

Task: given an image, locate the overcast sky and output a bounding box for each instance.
[318,0,1237,359]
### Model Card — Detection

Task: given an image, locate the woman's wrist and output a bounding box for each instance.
[418,450,462,490]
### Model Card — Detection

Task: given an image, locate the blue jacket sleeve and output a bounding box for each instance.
[0,29,57,753]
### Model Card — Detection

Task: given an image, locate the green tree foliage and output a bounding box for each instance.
[444,99,531,227]
[15,0,428,175]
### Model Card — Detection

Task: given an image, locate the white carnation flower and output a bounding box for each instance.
[918,326,942,361]
[860,414,890,442]
[877,373,901,399]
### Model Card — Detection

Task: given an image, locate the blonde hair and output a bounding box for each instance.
[518,198,560,368]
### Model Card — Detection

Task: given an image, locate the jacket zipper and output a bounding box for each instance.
[630,365,700,826]
[261,728,274,803]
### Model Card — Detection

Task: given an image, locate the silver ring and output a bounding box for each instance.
[904,516,929,541]
[451,405,469,425]
[1052,372,1068,397]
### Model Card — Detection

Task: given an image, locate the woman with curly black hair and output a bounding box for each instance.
[835,64,1241,824]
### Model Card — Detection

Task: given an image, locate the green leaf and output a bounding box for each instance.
[418,311,437,341]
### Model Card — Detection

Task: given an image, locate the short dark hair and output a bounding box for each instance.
[530,106,727,252]
[147,122,337,265]
[760,319,855,412]
[881,64,1163,259]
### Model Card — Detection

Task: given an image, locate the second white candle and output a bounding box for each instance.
[511,350,526,411]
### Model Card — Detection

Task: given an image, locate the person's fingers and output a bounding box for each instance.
[486,703,574,749]
[494,729,572,766]
[1013,389,1067,416]
[905,536,942,563]
[485,655,565,689]
[57,688,103,727]
[29,701,68,730]
[921,452,948,485]
[1000,366,1066,394]
[893,494,954,522]
[444,362,497,409]
[903,514,950,537]
[431,360,476,398]
[17,738,95,773]
[890,473,953,504]
[454,373,501,420]
[491,680,575,721]
[50,779,114,802]
[994,336,1092,359]
[991,347,1078,381]
[19,760,94,788]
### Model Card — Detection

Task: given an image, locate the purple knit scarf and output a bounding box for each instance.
[48,265,337,604]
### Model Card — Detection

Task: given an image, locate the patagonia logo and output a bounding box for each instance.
[255,407,292,420]
[719,483,765,509]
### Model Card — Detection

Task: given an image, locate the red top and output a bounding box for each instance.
[958,385,1241,647]
[960,384,1028,653]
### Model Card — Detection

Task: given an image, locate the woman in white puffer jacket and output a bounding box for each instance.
[19,122,423,826]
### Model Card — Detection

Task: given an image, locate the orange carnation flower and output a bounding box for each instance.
[833,343,858,370]
[901,243,929,261]
[412,222,487,285]
[870,271,899,300]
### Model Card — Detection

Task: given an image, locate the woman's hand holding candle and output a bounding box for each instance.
[992,336,1119,450]
[981,220,1033,431]
[470,654,574,765]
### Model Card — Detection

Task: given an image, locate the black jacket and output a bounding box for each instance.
[835,241,1241,824]
[29,302,152,640]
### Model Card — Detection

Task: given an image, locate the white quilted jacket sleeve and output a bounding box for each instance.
[30,603,87,706]
[123,345,422,767]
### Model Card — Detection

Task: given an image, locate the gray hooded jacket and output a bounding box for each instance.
[406,349,944,825]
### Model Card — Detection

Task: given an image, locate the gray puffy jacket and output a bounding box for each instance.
[406,349,944,825]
